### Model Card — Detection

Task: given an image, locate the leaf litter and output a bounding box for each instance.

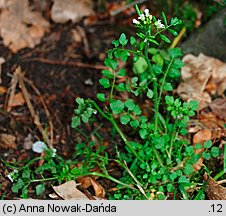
[0,0,49,52]
[177,53,226,109]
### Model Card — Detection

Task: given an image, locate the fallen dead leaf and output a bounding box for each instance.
[7,92,25,108]
[209,98,226,121]
[199,111,226,139]
[204,173,226,200]
[0,0,49,52]
[77,175,106,198]
[90,178,106,198]
[0,86,6,94]
[51,0,95,24]
[77,176,92,188]
[177,54,226,109]
[0,0,6,8]
[52,180,89,200]
[193,129,212,171]
[0,133,16,149]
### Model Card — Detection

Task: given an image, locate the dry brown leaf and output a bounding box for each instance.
[209,98,226,120]
[51,0,95,24]
[52,180,89,200]
[177,54,226,109]
[7,92,25,108]
[0,86,6,94]
[0,133,16,149]
[90,178,105,198]
[0,0,49,52]
[192,129,212,171]
[77,176,92,188]
[204,173,226,200]
[0,0,6,8]
[199,111,226,139]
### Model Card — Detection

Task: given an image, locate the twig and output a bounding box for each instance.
[217,179,226,185]
[76,26,91,58]
[123,160,148,199]
[17,67,52,148]
[170,26,186,48]
[110,0,148,16]
[6,67,20,112]
[23,77,54,148]
[22,58,107,70]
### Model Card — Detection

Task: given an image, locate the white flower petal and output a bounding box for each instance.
[138,14,145,21]
[7,173,13,182]
[155,19,165,28]
[32,141,47,153]
[132,19,140,25]
[144,9,149,16]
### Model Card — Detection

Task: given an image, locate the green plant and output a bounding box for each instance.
[4,5,223,200]
[71,6,221,200]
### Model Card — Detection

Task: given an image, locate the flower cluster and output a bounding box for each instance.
[132,9,165,29]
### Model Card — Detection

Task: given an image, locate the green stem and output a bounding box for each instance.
[30,172,135,191]
[81,172,136,190]
[91,100,111,121]
[152,147,164,167]
[91,100,143,163]
[111,117,144,163]
[110,70,116,100]
[169,122,179,158]
[154,24,173,37]
[144,40,159,132]
[157,57,174,105]
[143,38,165,166]
[214,170,225,181]
[30,177,58,183]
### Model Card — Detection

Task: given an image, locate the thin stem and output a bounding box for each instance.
[169,122,179,158]
[110,70,116,100]
[111,117,144,163]
[154,24,173,37]
[91,100,143,162]
[157,57,174,105]
[30,177,58,183]
[143,33,164,165]
[82,172,136,190]
[214,170,225,181]
[91,100,111,121]
[152,147,164,167]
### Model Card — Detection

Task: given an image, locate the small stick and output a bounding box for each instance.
[17,68,52,148]
[110,0,148,16]
[23,77,54,148]
[22,58,107,70]
[76,26,91,58]
[170,26,186,48]
[217,179,226,185]
[6,67,20,112]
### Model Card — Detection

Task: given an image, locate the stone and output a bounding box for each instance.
[181,7,226,62]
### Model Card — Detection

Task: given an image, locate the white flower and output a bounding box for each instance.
[93,110,97,115]
[7,173,13,182]
[132,19,140,25]
[6,169,18,182]
[149,15,153,21]
[155,19,165,28]
[32,141,47,153]
[138,14,145,21]
[52,148,57,157]
[144,9,150,16]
